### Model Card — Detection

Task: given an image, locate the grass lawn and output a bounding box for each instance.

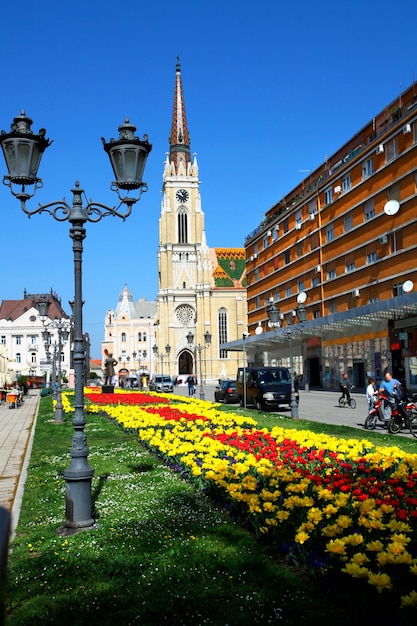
[5,396,416,625]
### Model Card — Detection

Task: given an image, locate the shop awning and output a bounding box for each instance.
[222,291,417,352]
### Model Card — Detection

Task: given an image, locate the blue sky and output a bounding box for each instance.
[1,0,416,358]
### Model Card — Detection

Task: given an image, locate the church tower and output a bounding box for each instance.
[156,59,247,382]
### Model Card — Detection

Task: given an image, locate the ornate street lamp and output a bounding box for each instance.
[267,299,307,419]
[0,112,151,533]
[186,331,211,400]
[153,344,171,387]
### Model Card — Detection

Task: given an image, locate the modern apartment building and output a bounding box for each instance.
[239,82,417,390]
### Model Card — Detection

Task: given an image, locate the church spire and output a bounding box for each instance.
[169,56,191,171]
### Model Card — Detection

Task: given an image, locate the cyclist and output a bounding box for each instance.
[340,373,354,406]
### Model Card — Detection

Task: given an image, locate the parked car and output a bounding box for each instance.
[214,380,238,403]
[149,374,174,393]
[236,366,291,411]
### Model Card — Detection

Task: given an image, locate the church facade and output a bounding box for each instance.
[155,60,247,383]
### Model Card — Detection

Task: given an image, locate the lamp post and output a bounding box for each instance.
[36,297,70,422]
[132,351,137,387]
[242,332,249,409]
[186,331,211,400]
[267,299,307,419]
[152,345,171,386]
[0,111,151,532]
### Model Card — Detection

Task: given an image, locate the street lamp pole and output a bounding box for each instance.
[0,112,151,532]
[267,299,307,419]
[186,331,211,400]
[152,345,171,389]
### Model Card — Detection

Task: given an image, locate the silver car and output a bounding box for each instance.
[149,374,174,393]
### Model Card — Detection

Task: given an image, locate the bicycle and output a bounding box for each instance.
[338,395,356,409]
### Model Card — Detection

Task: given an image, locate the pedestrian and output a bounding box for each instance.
[366,377,377,410]
[187,375,195,396]
[379,369,403,422]
[340,373,354,406]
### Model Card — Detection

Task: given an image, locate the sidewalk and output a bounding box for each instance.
[0,391,39,540]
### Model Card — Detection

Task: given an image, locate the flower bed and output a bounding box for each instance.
[64,389,417,608]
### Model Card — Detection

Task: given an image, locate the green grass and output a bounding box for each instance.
[5,398,414,625]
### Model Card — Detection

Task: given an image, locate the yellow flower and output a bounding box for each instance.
[326,539,347,555]
[367,571,392,593]
[401,591,417,608]
[295,531,310,545]
[342,563,369,578]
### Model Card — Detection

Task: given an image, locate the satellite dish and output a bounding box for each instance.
[255,325,263,335]
[384,200,400,216]
[403,280,414,293]
[297,291,307,304]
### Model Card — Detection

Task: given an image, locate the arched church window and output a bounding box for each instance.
[143,332,147,342]
[138,332,142,342]
[183,282,186,289]
[121,332,126,343]
[178,208,188,244]
[218,308,228,359]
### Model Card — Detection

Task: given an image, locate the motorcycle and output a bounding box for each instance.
[365,391,417,438]
[364,392,389,430]
[388,394,417,438]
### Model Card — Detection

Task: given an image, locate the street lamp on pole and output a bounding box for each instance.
[0,111,151,532]
[267,297,307,419]
[186,330,211,400]
[152,344,171,386]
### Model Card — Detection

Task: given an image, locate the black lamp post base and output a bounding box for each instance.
[101,385,114,394]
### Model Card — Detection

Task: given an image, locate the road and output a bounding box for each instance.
[174,384,371,429]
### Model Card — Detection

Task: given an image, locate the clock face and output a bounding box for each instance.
[176,189,189,203]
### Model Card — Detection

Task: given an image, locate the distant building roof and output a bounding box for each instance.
[113,284,156,320]
[0,290,69,321]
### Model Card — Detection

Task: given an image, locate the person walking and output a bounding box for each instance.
[187,375,195,396]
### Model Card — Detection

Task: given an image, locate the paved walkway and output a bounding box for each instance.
[0,391,39,540]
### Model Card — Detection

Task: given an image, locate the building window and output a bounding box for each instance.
[143,333,147,342]
[283,218,289,234]
[364,198,375,221]
[329,300,337,314]
[0,336,5,345]
[313,309,320,319]
[298,281,304,293]
[308,198,317,218]
[342,174,351,192]
[272,226,278,241]
[138,332,142,341]
[30,335,37,345]
[387,182,400,201]
[310,232,319,250]
[218,308,228,359]
[254,268,259,281]
[362,158,373,180]
[31,352,37,363]
[326,224,334,242]
[263,234,268,249]
[178,209,188,244]
[324,187,333,205]
[255,296,260,309]
[346,262,355,273]
[274,291,280,302]
[344,214,353,232]
[312,276,319,287]
[15,336,22,345]
[327,269,336,280]
[385,137,397,162]
[121,333,126,343]
[16,353,21,363]
[367,251,377,264]
[284,250,290,265]
[393,282,404,297]
[286,286,292,297]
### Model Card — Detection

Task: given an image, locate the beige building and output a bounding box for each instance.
[102,285,156,384]
[155,60,247,383]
